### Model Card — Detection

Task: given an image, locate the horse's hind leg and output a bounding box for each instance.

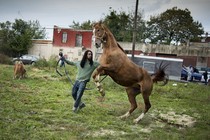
[119,87,139,119]
[133,90,151,123]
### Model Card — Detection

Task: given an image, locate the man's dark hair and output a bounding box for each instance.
[80,50,93,68]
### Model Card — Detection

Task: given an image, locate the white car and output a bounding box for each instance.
[13,54,40,65]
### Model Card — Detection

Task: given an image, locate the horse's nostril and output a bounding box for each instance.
[95,42,100,48]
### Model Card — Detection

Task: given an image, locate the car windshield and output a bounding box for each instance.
[22,55,30,59]
[21,55,39,59]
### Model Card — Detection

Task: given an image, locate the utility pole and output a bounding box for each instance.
[131,0,139,61]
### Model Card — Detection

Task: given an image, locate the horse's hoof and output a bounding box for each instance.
[133,119,140,124]
[117,116,123,120]
[118,116,126,120]
[119,112,130,120]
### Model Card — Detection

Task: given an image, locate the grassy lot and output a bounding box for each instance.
[0,64,210,140]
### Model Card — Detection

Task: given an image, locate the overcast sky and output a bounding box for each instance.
[0,0,209,39]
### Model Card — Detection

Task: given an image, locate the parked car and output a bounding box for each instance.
[181,66,202,81]
[13,54,40,65]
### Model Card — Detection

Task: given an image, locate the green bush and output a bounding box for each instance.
[48,55,58,69]
[34,58,49,68]
[0,54,13,65]
[34,55,57,70]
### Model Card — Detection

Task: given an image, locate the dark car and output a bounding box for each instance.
[13,54,40,65]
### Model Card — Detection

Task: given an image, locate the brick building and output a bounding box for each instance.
[30,26,94,61]
[53,26,92,49]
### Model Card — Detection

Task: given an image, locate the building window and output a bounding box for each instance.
[76,34,82,47]
[62,32,67,43]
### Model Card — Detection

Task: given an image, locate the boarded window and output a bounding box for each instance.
[197,56,207,68]
[76,34,82,47]
[62,32,67,43]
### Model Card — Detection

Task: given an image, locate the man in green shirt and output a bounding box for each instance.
[61,50,99,112]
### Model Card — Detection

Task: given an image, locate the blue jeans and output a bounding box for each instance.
[72,80,87,108]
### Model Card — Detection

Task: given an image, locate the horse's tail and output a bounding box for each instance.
[151,61,169,85]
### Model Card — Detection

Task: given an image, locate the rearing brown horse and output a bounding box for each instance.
[92,21,168,123]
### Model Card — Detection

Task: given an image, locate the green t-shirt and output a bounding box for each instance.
[65,60,99,81]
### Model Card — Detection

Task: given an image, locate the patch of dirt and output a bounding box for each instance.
[28,68,58,81]
[42,109,53,113]
[87,110,197,138]
[31,68,42,72]
[87,128,127,137]
[139,127,152,133]
[158,111,196,127]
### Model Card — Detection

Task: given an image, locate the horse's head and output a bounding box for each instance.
[92,21,107,48]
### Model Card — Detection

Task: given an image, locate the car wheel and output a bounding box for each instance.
[31,61,36,65]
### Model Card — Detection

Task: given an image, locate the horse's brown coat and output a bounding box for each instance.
[92,22,168,123]
[14,61,26,79]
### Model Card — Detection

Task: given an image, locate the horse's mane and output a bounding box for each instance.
[117,43,126,54]
[102,23,126,54]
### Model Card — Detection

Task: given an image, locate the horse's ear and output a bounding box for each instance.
[92,21,102,28]
[99,20,102,25]
[92,22,96,29]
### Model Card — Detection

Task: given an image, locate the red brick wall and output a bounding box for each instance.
[53,27,92,48]
[207,57,210,67]
[82,32,92,49]
[178,56,197,67]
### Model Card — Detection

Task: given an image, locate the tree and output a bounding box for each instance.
[80,20,93,30]
[103,9,146,42]
[69,21,81,29]
[0,19,46,57]
[146,7,204,45]
[70,8,146,42]
[70,20,93,30]
[103,9,131,41]
[128,9,146,42]
[28,20,46,39]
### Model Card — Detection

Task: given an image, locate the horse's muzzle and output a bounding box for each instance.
[95,42,101,48]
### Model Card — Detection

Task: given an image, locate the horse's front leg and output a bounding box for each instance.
[97,63,116,72]
[93,64,115,98]
[92,69,105,97]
